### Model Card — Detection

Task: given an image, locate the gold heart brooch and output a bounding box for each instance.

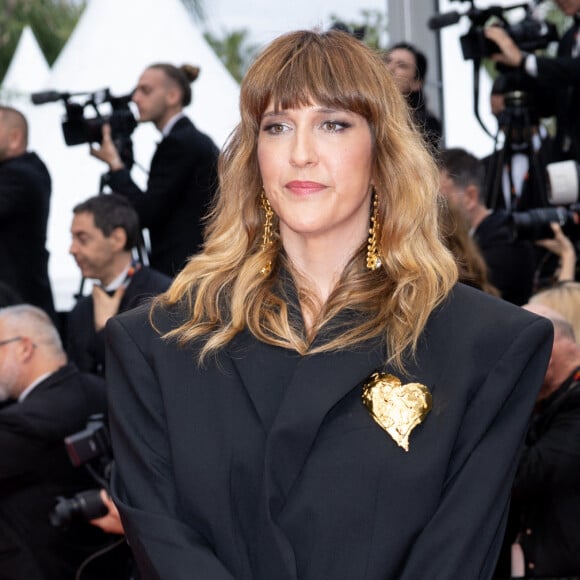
[361,372,432,452]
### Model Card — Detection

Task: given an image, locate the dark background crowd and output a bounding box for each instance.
[1,2,579,578]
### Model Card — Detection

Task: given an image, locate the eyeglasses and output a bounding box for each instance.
[0,336,23,347]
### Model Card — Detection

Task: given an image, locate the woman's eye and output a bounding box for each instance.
[322,120,350,132]
[262,123,287,134]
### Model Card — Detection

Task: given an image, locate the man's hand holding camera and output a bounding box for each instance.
[90,489,125,535]
[484,25,527,68]
[90,123,125,172]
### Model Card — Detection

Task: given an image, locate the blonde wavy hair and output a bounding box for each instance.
[529,282,580,342]
[155,29,458,372]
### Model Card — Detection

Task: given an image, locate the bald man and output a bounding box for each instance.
[497,303,580,578]
[0,106,55,322]
[0,304,114,579]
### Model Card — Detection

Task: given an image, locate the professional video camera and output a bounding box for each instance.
[31,88,137,169]
[428,0,558,62]
[509,160,580,240]
[50,414,113,528]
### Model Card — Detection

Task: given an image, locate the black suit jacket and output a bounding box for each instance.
[0,151,55,318]
[508,370,580,577]
[66,266,171,376]
[536,20,580,162]
[0,363,111,580]
[108,116,220,277]
[474,210,536,306]
[106,283,553,580]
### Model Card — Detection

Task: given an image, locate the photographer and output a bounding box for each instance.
[485,0,580,163]
[0,305,113,580]
[90,63,220,278]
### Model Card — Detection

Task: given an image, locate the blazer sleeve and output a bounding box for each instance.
[536,56,580,85]
[105,316,237,580]
[397,316,553,580]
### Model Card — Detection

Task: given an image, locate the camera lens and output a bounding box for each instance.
[50,489,108,528]
[508,207,569,241]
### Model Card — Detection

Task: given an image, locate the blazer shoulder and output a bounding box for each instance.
[435,283,552,341]
[108,300,188,343]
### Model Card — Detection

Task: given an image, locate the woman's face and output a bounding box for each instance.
[257,101,374,253]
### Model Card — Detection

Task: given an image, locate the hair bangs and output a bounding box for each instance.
[243,30,376,124]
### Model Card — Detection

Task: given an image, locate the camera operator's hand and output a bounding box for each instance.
[92,283,126,332]
[484,26,525,68]
[90,489,125,535]
[536,222,577,282]
[90,123,125,172]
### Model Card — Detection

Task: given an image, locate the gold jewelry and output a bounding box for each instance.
[366,189,383,271]
[260,190,274,276]
[361,372,432,452]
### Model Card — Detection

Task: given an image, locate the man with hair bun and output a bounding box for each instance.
[90,63,220,277]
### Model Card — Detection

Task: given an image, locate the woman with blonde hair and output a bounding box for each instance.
[529,281,580,340]
[106,29,552,580]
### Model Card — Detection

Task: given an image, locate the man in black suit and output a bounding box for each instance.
[67,194,171,376]
[0,304,112,580]
[495,303,580,578]
[90,63,220,277]
[0,106,55,320]
[439,147,536,305]
[485,0,580,163]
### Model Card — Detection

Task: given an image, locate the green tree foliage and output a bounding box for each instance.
[0,0,86,82]
[204,29,259,84]
[329,10,388,50]
[0,0,207,85]
[204,9,388,84]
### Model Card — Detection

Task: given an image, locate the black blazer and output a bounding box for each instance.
[0,151,55,318]
[0,364,111,580]
[108,116,220,277]
[473,210,536,306]
[106,283,553,580]
[536,21,580,162]
[509,371,580,577]
[66,266,171,376]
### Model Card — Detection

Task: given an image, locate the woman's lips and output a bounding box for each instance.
[285,180,326,195]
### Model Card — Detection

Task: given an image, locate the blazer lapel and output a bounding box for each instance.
[265,341,383,507]
[228,330,302,433]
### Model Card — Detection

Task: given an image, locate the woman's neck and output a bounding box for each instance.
[283,232,363,306]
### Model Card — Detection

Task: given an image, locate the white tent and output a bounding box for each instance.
[1,26,50,96]
[28,0,241,312]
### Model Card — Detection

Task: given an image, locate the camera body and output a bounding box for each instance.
[64,414,111,467]
[429,0,559,62]
[460,13,558,61]
[61,90,136,148]
[31,88,137,168]
[50,414,113,528]
[509,161,580,241]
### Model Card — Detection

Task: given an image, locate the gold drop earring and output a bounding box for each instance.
[260,190,274,276]
[366,189,383,271]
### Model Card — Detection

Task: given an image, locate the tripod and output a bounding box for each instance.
[485,88,550,212]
